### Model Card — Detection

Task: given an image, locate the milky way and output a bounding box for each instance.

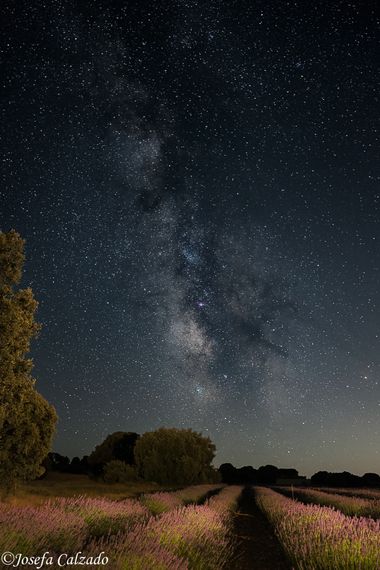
[1,0,379,475]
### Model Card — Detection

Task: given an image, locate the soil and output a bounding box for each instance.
[229,486,292,570]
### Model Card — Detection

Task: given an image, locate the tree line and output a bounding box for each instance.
[44,431,380,489]
[43,428,220,485]
[218,462,380,487]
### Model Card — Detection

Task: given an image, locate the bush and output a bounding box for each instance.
[88,432,139,476]
[103,460,138,483]
[135,427,216,485]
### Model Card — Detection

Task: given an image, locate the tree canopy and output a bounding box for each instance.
[88,431,139,474]
[0,230,57,493]
[134,427,217,485]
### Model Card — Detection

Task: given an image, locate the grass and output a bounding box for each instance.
[6,472,174,506]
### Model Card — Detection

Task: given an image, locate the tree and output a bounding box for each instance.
[68,455,89,474]
[219,463,258,485]
[310,470,362,488]
[219,463,238,484]
[42,452,70,473]
[310,470,329,486]
[237,465,258,484]
[257,464,279,485]
[134,427,216,485]
[362,472,380,487]
[88,431,139,476]
[103,460,138,483]
[0,230,57,494]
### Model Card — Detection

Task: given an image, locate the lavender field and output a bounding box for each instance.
[313,487,380,501]
[276,486,380,519]
[2,484,380,568]
[256,487,380,570]
[0,485,239,569]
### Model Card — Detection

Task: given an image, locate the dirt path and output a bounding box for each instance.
[229,486,291,570]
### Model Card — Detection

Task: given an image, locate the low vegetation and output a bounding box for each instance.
[7,472,163,506]
[0,484,241,569]
[141,484,223,514]
[276,486,380,519]
[256,487,380,569]
[93,485,242,569]
[314,486,380,501]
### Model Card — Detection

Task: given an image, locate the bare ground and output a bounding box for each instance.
[229,486,292,570]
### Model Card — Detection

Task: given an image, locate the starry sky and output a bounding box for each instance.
[1,0,379,476]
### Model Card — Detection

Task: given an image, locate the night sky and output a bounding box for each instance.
[1,1,379,476]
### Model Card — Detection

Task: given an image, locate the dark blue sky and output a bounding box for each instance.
[1,0,379,475]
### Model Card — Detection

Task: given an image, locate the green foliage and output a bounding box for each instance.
[103,460,139,483]
[0,229,25,286]
[0,230,57,494]
[88,432,139,473]
[135,427,216,485]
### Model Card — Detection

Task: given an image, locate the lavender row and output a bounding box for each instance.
[141,484,224,514]
[255,487,380,569]
[313,486,380,501]
[277,486,380,519]
[87,485,243,569]
[0,496,149,554]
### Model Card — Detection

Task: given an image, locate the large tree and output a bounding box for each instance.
[135,427,217,485]
[0,230,57,494]
[88,431,139,476]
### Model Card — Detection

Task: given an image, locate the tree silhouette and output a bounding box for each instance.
[135,427,217,485]
[0,230,57,494]
[88,431,139,476]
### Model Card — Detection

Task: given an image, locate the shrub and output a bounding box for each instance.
[88,432,139,476]
[135,427,216,485]
[103,460,138,483]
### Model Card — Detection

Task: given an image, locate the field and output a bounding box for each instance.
[313,486,380,500]
[6,472,168,506]
[1,479,380,568]
[275,485,380,519]
[256,487,380,569]
[0,479,239,569]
